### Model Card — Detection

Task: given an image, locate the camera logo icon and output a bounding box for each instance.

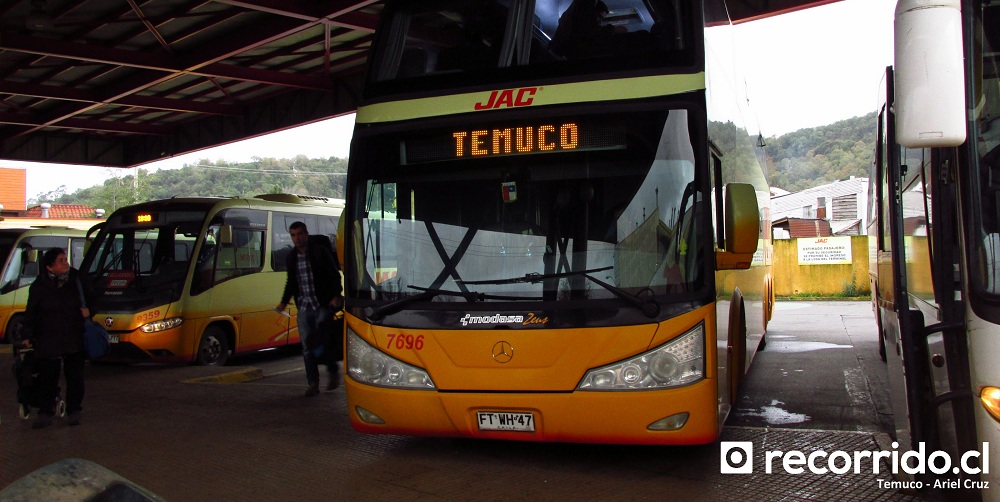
[720,441,754,474]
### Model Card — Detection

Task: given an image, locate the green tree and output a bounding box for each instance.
[49,112,874,211]
[766,112,876,191]
[55,157,349,209]
[30,185,68,204]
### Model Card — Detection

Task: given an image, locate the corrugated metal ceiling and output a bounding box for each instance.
[0,0,838,168]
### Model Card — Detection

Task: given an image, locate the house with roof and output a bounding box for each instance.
[770,177,869,239]
[24,203,104,219]
[0,168,105,225]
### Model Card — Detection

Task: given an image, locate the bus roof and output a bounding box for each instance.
[0,218,103,232]
[253,193,345,208]
[0,225,92,237]
[103,194,346,216]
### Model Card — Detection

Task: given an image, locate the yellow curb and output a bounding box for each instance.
[183,367,264,384]
[265,368,302,378]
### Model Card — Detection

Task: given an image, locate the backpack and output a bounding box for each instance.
[77,278,110,360]
[83,320,110,360]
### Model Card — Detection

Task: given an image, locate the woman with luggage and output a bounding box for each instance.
[22,247,89,428]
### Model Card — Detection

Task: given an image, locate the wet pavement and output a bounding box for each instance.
[0,301,932,501]
[728,301,894,434]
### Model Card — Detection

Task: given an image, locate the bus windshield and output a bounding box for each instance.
[368,0,695,94]
[85,206,208,310]
[349,105,703,319]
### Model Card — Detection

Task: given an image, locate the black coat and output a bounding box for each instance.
[280,242,342,309]
[23,268,86,359]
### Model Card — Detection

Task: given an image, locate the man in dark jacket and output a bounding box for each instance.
[276,222,343,396]
[22,247,89,428]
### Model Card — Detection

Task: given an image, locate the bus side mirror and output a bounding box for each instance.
[894,0,965,147]
[717,183,760,270]
[336,214,345,270]
[87,222,104,240]
[218,225,233,245]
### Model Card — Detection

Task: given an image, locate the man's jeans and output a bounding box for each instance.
[297,306,333,386]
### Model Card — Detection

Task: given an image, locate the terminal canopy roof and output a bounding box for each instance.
[0,0,838,168]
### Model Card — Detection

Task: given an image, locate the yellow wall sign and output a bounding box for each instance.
[797,236,853,265]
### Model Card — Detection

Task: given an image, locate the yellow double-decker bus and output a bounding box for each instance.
[0,224,97,343]
[340,0,773,444]
[79,194,343,365]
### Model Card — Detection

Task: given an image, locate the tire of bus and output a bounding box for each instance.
[4,314,23,344]
[759,279,770,350]
[874,300,887,362]
[196,325,230,366]
[727,296,748,405]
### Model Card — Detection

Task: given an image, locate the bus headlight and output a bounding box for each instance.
[577,323,705,391]
[347,329,435,389]
[982,386,1000,422]
[139,317,184,333]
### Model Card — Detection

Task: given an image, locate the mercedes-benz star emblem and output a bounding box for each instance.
[491,341,514,364]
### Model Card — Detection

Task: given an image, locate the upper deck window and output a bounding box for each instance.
[539,0,675,60]
[368,0,696,94]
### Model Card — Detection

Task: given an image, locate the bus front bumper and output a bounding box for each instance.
[346,377,720,445]
[105,326,189,363]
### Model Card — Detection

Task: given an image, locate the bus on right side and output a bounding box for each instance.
[869,0,997,499]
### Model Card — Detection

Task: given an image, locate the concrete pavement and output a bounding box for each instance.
[0,302,924,502]
[727,301,894,433]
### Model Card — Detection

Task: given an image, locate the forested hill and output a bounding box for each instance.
[48,113,876,210]
[53,155,348,212]
[766,111,877,192]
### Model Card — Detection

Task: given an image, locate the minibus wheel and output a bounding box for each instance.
[196,326,230,366]
[4,315,23,344]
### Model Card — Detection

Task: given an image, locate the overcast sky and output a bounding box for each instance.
[738,0,895,136]
[6,0,895,201]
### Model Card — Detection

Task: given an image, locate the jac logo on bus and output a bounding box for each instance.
[473,87,538,110]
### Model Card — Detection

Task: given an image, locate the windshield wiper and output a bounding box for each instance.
[366,285,490,321]
[458,266,613,285]
[460,266,660,318]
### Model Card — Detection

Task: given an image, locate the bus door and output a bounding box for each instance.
[0,241,39,314]
[195,210,281,351]
[0,232,80,342]
[879,67,936,458]
[876,69,917,454]
[0,231,31,341]
[882,67,980,489]
[269,212,342,347]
